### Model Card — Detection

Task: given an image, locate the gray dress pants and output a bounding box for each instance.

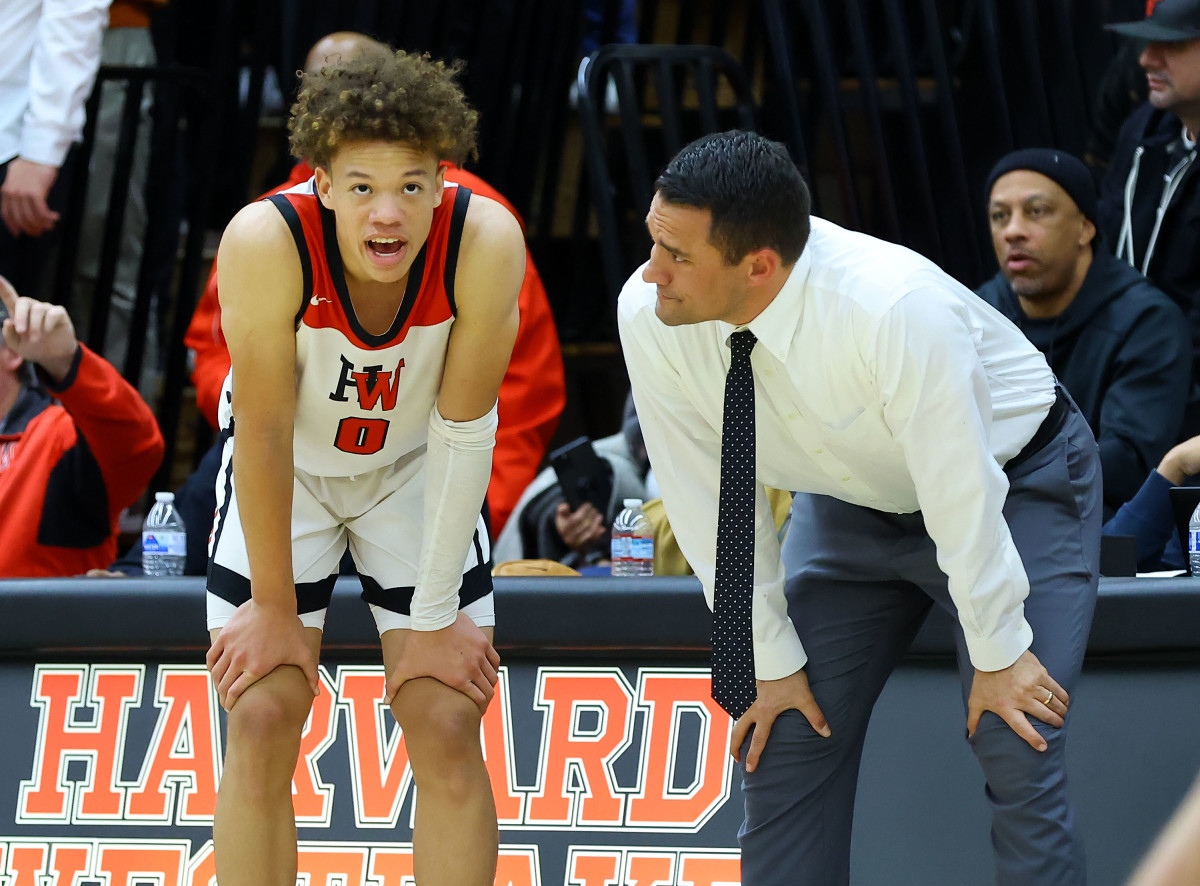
[748,407,1100,886]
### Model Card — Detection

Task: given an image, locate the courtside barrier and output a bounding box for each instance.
[0,577,1196,885]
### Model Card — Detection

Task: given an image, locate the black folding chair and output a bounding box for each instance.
[576,43,760,315]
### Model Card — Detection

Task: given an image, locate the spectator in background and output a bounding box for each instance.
[0,0,111,298]
[185,31,565,537]
[977,148,1190,516]
[1098,0,1200,434]
[0,274,162,578]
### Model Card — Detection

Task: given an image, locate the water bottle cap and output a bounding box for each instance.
[155,491,176,503]
[623,498,643,508]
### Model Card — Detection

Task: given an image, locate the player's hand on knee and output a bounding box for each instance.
[206,598,319,710]
[384,611,501,714]
[733,668,831,773]
[967,649,1068,753]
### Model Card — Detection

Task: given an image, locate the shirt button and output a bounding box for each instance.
[813,448,823,454]
[842,476,851,482]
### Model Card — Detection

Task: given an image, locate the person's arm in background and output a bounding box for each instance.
[1105,434,1200,572]
[1126,772,1200,886]
[488,253,565,535]
[1,0,111,237]
[0,275,162,524]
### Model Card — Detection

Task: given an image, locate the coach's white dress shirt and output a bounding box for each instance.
[0,0,111,168]
[618,217,1056,681]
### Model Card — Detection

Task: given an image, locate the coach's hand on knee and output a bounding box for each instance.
[967,649,1068,753]
[733,668,831,773]
[384,611,501,714]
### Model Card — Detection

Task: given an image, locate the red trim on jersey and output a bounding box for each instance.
[273,188,458,351]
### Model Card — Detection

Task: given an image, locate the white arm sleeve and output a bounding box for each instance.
[411,402,498,631]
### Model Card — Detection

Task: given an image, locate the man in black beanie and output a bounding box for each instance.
[976,147,1191,516]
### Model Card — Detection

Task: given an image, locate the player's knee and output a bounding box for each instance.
[400,689,483,784]
[226,685,309,752]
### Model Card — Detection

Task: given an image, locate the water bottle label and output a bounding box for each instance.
[611,536,630,560]
[629,537,654,560]
[1190,530,1200,554]
[143,531,186,556]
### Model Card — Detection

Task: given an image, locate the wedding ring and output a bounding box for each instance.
[1043,690,1054,705]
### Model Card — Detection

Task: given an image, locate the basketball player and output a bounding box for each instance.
[203,49,524,886]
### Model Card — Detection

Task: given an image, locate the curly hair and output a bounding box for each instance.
[288,49,478,169]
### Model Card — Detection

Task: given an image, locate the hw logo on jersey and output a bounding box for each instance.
[328,355,405,455]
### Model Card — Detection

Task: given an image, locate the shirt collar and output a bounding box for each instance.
[729,245,811,362]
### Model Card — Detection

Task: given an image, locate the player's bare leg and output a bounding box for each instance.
[210,627,323,886]
[383,626,498,886]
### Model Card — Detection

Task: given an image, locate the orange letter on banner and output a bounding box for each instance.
[293,670,337,823]
[627,853,676,886]
[7,845,49,886]
[298,845,368,885]
[338,668,413,825]
[49,844,92,885]
[679,852,741,886]
[482,669,524,823]
[568,850,621,886]
[20,666,141,820]
[127,667,220,821]
[97,844,188,886]
[527,670,632,825]
[629,673,733,827]
[7,844,92,886]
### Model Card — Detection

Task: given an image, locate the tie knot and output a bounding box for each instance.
[730,329,757,363]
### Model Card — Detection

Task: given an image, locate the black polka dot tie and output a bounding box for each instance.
[712,329,757,720]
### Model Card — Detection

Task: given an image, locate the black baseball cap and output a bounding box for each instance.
[1106,0,1200,42]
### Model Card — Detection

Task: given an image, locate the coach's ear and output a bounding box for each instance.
[313,165,334,210]
[744,247,783,290]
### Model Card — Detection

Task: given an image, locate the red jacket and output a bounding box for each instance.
[0,346,165,577]
[184,162,565,535]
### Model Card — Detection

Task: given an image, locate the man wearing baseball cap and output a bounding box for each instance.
[1097,0,1200,435]
[977,148,1190,516]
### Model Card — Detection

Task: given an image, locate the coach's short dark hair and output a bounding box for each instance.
[655,131,811,266]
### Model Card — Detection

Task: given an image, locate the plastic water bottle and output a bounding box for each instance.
[1190,502,1200,577]
[142,491,187,576]
[611,498,654,577]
